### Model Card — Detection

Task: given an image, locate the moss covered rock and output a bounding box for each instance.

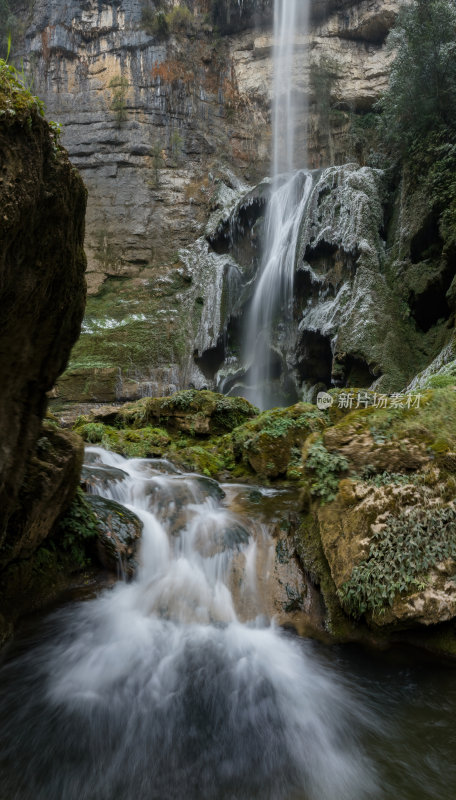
[0,63,87,641]
[293,387,456,653]
[0,64,87,544]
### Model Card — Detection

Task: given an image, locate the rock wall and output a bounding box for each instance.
[8,0,405,404]
[0,68,87,592]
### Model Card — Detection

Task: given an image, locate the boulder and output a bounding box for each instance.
[86,495,143,577]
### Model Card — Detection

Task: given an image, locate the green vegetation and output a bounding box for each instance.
[109,75,129,128]
[0,35,44,123]
[53,488,100,568]
[305,441,349,503]
[76,422,171,459]
[380,0,456,151]
[379,0,456,245]
[339,505,456,618]
[141,1,194,37]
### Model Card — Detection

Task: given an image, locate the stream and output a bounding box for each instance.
[0,447,455,800]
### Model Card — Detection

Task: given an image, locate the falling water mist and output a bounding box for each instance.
[243,0,312,410]
[0,447,380,800]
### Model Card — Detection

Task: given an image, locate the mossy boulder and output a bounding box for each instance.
[291,387,456,653]
[227,403,326,479]
[56,367,120,403]
[90,390,257,436]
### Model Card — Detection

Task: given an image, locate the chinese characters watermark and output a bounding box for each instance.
[316,391,423,411]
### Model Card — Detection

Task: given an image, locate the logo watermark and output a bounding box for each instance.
[316,391,423,411]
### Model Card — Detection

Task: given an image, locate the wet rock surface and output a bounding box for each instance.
[87,494,143,576]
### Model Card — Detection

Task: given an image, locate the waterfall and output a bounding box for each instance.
[242,0,311,410]
[0,447,378,800]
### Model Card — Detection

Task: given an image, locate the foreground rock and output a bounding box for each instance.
[86,495,143,577]
[0,64,87,640]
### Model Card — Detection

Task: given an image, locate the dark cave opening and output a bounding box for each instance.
[294,330,333,387]
[194,338,226,381]
[342,355,374,388]
[409,262,453,333]
[410,214,442,265]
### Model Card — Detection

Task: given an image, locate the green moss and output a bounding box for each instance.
[75,421,171,459]
[0,53,44,123]
[328,388,456,460]
[67,273,194,378]
[173,444,225,477]
[54,487,100,568]
[294,513,354,639]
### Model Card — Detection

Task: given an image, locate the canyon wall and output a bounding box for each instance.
[8,0,403,404]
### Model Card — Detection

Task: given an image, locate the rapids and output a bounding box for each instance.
[1,448,455,799]
[0,447,379,800]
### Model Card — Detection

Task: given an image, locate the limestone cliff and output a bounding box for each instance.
[5,0,404,404]
[0,61,87,634]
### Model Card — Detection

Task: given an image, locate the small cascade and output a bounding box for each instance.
[240,0,311,410]
[0,447,378,800]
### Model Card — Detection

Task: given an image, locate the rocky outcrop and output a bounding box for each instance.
[203,160,453,401]
[0,64,87,637]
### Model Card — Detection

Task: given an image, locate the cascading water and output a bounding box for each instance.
[242,0,311,410]
[0,446,380,800]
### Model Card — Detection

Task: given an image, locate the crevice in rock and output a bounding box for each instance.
[410,214,442,264]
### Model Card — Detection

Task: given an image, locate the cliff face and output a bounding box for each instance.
[9,0,402,404]
[0,66,87,591]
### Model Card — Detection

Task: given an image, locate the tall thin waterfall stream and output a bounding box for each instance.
[0,448,456,799]
[243,0,311,410]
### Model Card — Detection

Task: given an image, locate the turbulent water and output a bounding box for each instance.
[243,0,311,410]
[0,447,376,800]
[0,448,456,799]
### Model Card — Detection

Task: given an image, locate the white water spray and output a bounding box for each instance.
[243,0,311,410]
[0,447,379,800]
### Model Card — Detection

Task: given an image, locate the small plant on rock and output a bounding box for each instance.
[305,441,349,503]
[339,504,456,618]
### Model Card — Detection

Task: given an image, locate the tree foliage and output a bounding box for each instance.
[379,0,456,151]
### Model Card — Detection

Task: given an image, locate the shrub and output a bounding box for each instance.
[109,74,129,128]
[379,0,456,151]
[141,3,193,36]
[167,5,193,32]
